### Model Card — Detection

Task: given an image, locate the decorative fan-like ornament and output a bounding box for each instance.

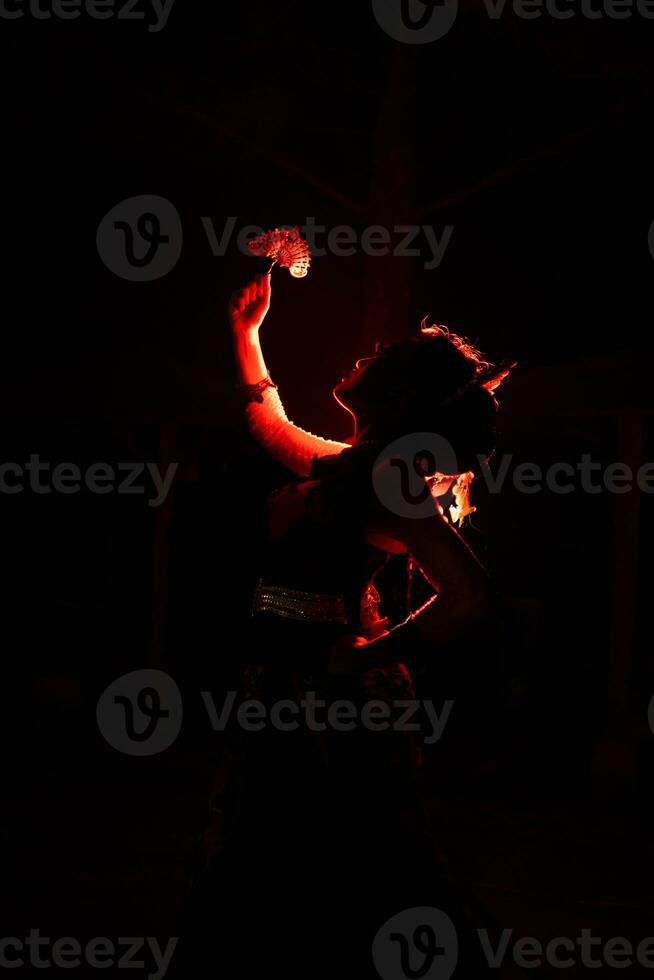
[247,226,312,278]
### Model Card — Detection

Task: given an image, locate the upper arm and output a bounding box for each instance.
[245,387,349,477]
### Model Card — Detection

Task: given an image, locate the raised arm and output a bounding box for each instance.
[329,496,498,675]
[388,500,496,641]
[229,273,349,477]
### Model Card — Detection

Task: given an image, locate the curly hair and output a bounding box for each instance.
[412,321,515,525]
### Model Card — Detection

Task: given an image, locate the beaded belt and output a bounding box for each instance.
[252,579,347,624]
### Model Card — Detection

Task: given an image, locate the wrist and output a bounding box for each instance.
[232,323,259,344]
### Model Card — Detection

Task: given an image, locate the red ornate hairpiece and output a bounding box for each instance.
[478,358,518,393]
[440,358,517,407]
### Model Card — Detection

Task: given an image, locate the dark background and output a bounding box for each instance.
[2,0,654,976]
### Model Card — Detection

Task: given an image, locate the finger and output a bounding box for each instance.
[249,282,258,305]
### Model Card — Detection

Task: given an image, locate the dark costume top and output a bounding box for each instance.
[250,446,409,683]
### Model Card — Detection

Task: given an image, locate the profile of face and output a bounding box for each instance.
[333,343,458,496]
[333,344,407,415]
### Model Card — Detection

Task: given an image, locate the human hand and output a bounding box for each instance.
[228,273,271,338]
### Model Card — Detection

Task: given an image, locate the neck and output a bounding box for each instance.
[352,417,390,447]
[334,391,394,447]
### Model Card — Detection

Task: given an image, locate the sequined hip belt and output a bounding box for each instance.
[252,579,347,624]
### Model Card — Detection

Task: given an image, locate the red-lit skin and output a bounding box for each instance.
[229,275,494,675]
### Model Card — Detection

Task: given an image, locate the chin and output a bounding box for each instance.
[332,376,349,399]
